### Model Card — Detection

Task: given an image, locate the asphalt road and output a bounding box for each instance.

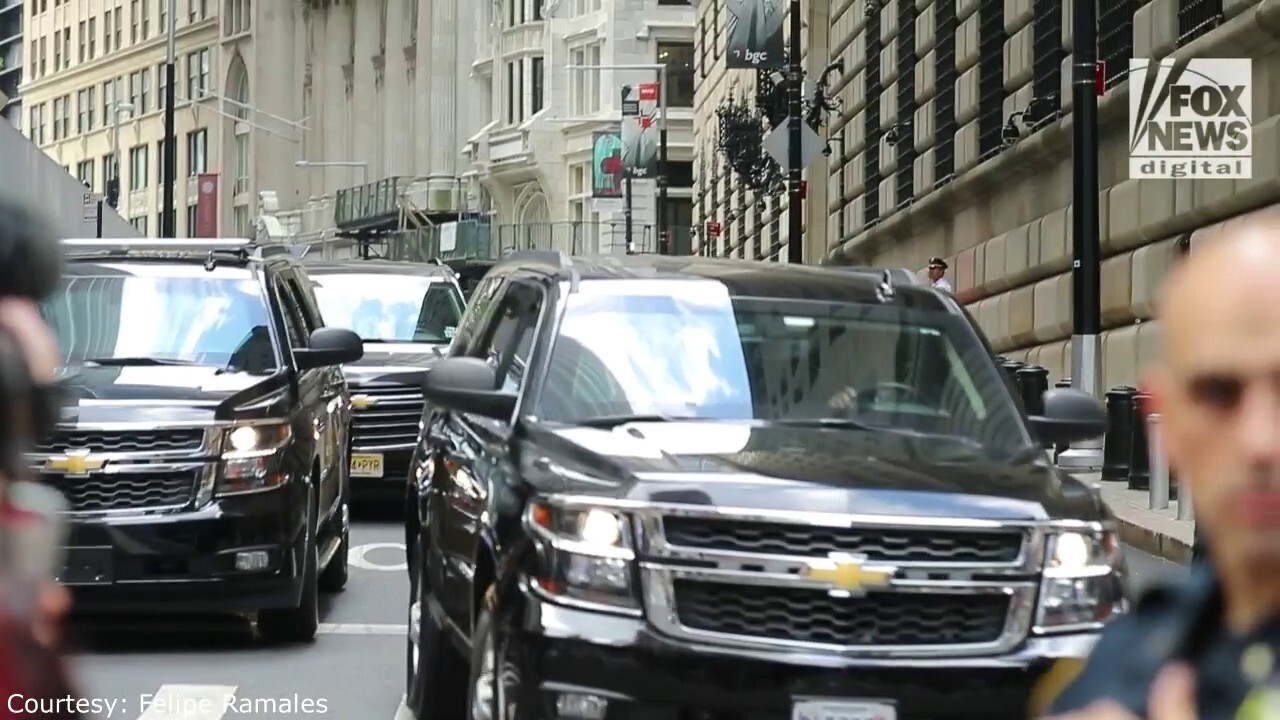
[64,516,1188,720]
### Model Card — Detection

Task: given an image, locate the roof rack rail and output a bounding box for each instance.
[837,266,923,287]
[506,249,579,292]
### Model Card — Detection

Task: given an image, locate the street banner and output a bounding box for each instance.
[195,173,219,237]
[620,82,659,179]
[591,132,625,198]
[727,0,786,69]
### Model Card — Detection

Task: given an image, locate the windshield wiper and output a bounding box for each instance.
[82,357,200,367]
[575,414,710,428]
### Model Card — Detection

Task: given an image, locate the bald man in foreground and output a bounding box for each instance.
[1042,219,1280,719]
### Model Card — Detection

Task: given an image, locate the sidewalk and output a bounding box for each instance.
[1068,471,1195,564]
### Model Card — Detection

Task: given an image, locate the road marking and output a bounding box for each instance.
[394,695,415,720]
[349,541,408,571]
[317,622,407,636]
[137,684,238,720]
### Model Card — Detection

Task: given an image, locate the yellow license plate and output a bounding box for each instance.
[350,453,384,478]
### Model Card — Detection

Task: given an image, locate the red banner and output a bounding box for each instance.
[195,173,218,237]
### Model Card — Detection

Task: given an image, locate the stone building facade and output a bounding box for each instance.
[696,0,1280,386]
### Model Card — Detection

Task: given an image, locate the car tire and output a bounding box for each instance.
[406,540,466,720]
[258,493,320,644]
[466,587,527,720]
[318,496,350,593]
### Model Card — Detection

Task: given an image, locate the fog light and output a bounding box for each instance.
[235,551,270,571]
[554,693,608,720]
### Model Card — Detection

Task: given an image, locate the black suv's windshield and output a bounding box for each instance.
[40,271,278,373]
[534,284,1030,459]
[311,274,463,344]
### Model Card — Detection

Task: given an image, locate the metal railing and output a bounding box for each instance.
[334,177,413,226]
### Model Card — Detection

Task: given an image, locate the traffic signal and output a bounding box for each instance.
[105,177,119,208]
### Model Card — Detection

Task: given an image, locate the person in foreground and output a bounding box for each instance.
[1043,219,1280,719]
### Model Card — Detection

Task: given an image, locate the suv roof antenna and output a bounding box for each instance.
[876,268,896,302]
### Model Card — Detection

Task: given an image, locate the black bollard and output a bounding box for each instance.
[1102,386,1138,482]
[1128,391,1151,490]
[1001,360,1026,400]
[1016,365,1049,416]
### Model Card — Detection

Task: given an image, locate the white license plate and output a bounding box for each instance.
[792,699,896,720]
[350,453,384,478]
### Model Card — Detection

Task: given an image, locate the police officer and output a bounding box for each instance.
[1043,216,1280,719]
[927,257,952,292]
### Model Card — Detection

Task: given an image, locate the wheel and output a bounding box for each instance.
[466,588,526,720]
[258,493,320,644]
[319,495,350,593]
[406,539,466,720]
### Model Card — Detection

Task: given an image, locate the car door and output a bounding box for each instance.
[288,269,347,521]
[276,275,333,512]
[420,273,507,622]
[437,279,545,631]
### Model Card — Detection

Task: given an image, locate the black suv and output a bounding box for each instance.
[403,252,1125,720]
[304,259,466,499]
[35,238,363,643]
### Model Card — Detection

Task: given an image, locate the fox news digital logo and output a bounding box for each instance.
[1129,58,1251,180]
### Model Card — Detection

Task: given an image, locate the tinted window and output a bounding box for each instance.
[41,271,277,373]
[534,280,1028,459]
[310,274,465,344]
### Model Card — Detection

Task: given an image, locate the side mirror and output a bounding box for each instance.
[422,357,517,420]
[294,327,364,369]
[1029,388,1107,445]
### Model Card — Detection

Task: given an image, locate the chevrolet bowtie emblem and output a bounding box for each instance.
[350,394,378,410]
[801,553,895,596]
[45,448,106,477]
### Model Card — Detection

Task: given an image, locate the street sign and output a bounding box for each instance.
[763,119,826,170]
[82,192,102,223]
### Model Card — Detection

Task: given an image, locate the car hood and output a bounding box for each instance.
[53,364,283,425]
[523,421,1103,522]
[343,342,444,386]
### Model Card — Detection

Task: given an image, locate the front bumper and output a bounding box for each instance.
[519,593,1097,720]
[63,485,308,615]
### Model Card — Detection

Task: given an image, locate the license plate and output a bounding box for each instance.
[58,547,114,586]
[350,453,384,478]
[792,699,896,720]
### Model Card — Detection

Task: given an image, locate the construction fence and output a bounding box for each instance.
[382,220,697,262]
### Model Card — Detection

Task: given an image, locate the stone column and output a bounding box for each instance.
[426,0,459,211]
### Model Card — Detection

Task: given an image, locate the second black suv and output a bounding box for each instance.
[403,252,1127,719]
[35,238,363,643]
[305,259,466,500]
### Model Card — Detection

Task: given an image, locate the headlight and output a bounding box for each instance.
[217,421,293,495]
[1035,530,1128,633]
[524,500,638,613]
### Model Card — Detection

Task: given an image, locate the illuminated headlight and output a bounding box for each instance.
[217,422,293,495]
[1035,530,1129,632]
[525,500,637,613]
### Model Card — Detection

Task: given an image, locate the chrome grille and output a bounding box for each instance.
[351,384,424,449]
[37,428,205,454]
[634,506,1044,658]
[44,471,197,512]
[674,580,1010,646]
[662,517,1023,564]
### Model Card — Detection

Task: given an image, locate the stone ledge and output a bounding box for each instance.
[1068,471,1195,564]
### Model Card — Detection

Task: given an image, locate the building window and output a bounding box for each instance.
[657,42,694,107]
[28,103,44,145]
[88,17,96,58]
[130,215,148,234]
[54,95,69,140]
[506,0,522,27]
[61,28,70,68]
[129,144,149,190]
[160,0,166,33]
[234,132,249,194]
[114,5,123,48]
[53,32,61,69]
[78,20,86,63]
[895,0,916,208]
[76,89,89,133]
[976,0,1006,160]
[1097,1,1135,91]
[225,0,250,34]
[158,62,168,102]
[102,79,116,125]
[186,128,207,175]
[102,153,118,189]
[186,48,209,99]
[140,68,151,112]
[1178,0,1223,45]
[38,36,45,76]
[863,9,882,224]
[76,159,95,188]
[129,71,142,110]
[104,9,113,53]
[934,0,956,187]
[186,204,198,237]
[505,61,521,124]
[156,138,169,186]
[131,0,140,43]
[530,56,544,114]
[569,43,601,115]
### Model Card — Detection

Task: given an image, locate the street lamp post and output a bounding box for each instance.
[786,0,803,263]
[1059,0,1103,469]
[160,0,177,237]
[566,63,670,253]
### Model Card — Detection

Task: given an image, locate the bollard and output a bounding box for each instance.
[1001,360,1026,402]
[1177,479,1194,520]
[1128,392,1152,491]
[1015,365,1050,417]
[1101,386,1138,482]
[1147,412,1171,510]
